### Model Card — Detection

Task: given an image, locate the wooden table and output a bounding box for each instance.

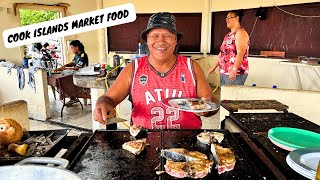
[47,74,90,117]
[47,74,67,100]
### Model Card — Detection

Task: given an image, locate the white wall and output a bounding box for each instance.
[0,67,49,120]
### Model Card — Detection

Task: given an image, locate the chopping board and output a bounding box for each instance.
[221,100,289,112]
[71,129,264,179]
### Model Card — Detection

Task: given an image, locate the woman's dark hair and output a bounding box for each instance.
[70,40,85,52]
[33,42,42,51]
[229,9,244,22]
[43,42,49,48]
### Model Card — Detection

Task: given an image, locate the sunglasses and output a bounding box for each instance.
[226,16,237,21]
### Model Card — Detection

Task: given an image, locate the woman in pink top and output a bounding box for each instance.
[207,10,250,86]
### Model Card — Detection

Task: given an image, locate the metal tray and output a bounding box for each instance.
[221,100,289,112]
[0,129,70,165]
[71,129,264,179]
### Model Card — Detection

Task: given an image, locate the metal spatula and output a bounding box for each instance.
[211,144,220,168]
[105,117,127,125]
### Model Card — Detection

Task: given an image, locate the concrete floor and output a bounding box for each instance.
[30,85,221,136]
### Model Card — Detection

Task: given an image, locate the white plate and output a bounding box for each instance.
[288,155,315,175]
[300,152,320,171]
[287,148,320,178]
[286,155,314,179]
[161,97,219,113]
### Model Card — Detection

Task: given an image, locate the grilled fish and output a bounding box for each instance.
[122,138,147,155]
[197,131,224,144]
[161,148,207,162]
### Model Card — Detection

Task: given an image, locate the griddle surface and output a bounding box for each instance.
[72,129,264,179]
[72,130,160,180]
[161,130,263,179]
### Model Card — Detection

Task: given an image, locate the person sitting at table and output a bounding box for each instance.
[55,40,89,106]
[54,40,88,71]
[93,12,219,129]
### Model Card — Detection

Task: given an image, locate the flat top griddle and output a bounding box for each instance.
[71,129,265,180]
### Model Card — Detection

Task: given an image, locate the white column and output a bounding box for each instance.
[97,0,107,64]
[91,88,107,132]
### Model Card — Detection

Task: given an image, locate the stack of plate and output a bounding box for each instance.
[268,127,320,151]
[286,148,320,179]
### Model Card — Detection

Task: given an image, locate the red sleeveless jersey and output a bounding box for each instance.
[130,55,201,129]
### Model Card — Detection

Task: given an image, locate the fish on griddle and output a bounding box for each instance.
[161,148,214,179]
[161,148,208,162]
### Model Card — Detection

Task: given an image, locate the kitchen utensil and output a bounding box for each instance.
[210,144,220,168]
[0,157,82,180]
[106,117,127,125]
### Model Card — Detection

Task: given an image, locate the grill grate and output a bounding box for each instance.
[0,129,69,165]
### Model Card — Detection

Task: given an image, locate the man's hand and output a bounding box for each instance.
[93,96,116,125]
[54,66,65,72]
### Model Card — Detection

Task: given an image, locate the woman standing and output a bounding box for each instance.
[207,10,250,86]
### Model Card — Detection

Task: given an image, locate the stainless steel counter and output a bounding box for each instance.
[73,75,115,89]
[279,61,320,90]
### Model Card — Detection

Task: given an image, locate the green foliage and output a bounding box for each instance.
[19,9,58,26]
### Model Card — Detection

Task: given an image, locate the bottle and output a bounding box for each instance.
[113,55,120,68]
[101,57,107,70]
